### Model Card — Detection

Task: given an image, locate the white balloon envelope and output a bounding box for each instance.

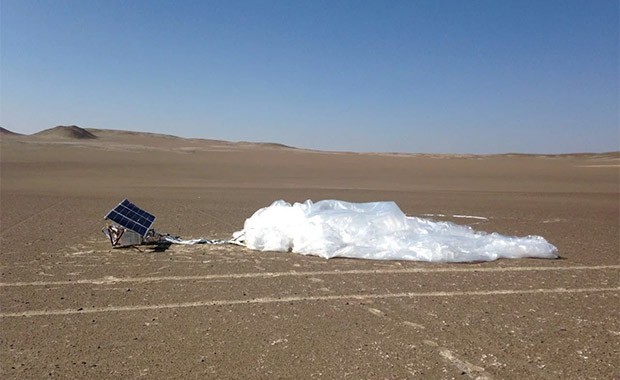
[235,199,559,263]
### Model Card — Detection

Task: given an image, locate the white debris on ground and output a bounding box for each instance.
[234,200,558,262]
[451,214,489,220]
[422,213,489,220]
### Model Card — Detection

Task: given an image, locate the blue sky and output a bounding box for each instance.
[1,0,618,153]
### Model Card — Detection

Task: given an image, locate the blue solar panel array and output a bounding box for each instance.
[104,199,156,236]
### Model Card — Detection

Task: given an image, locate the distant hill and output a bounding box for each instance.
[0,127,23,136]
[34,125,98,139]
[237,141,294,149]
[88,128,296,150]
[19,126,617,157]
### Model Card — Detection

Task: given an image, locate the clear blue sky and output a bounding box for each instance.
[1,0,618,153]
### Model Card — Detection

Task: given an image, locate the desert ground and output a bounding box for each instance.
[1,126,618,379]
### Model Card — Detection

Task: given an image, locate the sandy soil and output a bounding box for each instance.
[1,129,618,379]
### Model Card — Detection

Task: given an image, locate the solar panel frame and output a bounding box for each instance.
[104,199,156,237]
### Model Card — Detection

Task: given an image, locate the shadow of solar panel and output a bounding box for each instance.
[104,199,156,236]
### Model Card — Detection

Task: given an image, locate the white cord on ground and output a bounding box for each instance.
[163,234,245,246]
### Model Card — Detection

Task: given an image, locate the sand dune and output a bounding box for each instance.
[0,127,22,136]
[33,125,98,140]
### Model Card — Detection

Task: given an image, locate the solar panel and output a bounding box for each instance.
[104,199,156,237]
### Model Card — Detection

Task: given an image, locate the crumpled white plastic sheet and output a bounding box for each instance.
[234,200,558,262]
